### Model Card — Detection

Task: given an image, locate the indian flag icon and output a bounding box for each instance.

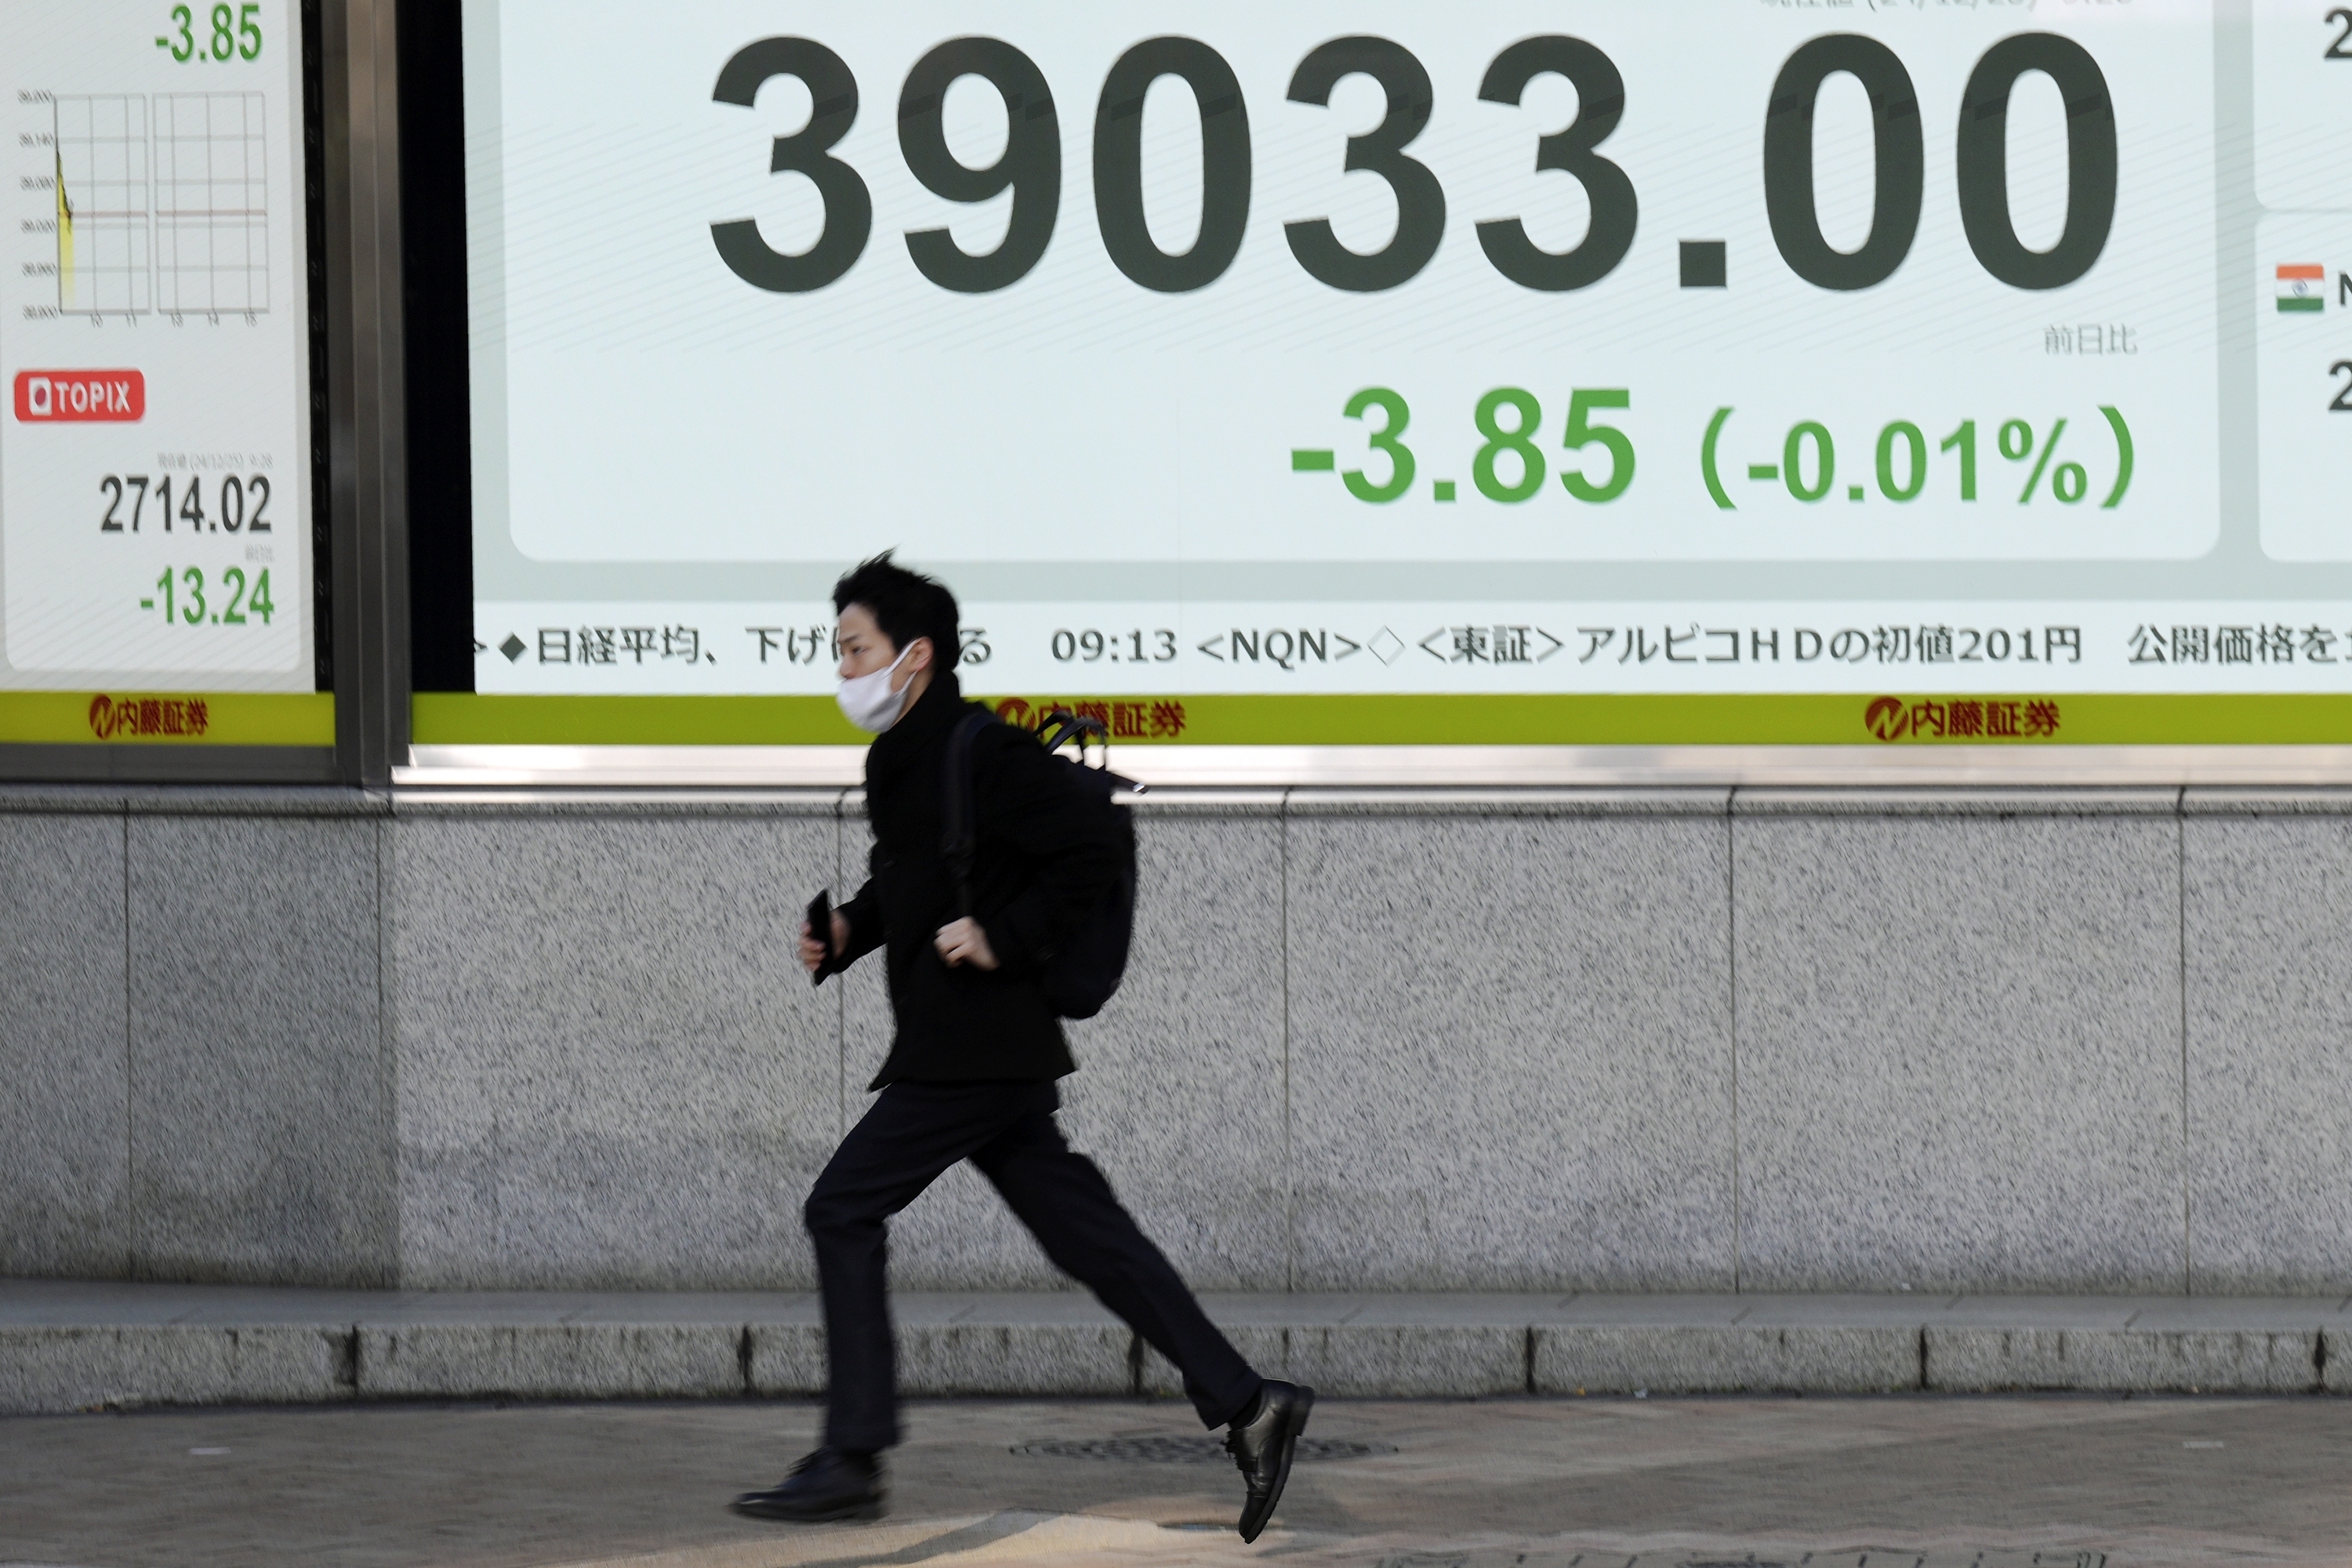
[2279,263,2326,312]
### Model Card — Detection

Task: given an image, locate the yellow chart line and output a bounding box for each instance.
[54,146,71,307]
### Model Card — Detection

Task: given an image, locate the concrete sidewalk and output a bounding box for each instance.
[6,1280,2350,1414]
[10,1394,2341,1568]
[16,1392,2346,1568]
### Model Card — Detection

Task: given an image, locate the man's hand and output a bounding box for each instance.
[800,912,851,975]
[934,916,999,971]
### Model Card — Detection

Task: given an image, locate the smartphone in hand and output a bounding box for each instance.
[806,890,833,987]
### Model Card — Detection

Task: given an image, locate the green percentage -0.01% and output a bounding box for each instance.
[1697,407,2136,510]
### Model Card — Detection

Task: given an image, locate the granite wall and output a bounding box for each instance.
[5,782,2351,1294]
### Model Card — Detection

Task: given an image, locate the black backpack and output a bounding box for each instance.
[942,708,1139,1020]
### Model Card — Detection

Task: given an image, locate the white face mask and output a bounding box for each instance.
[836,644,916,733]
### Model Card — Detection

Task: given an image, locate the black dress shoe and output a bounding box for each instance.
[1225,1379,1315,1542]
[730,1447,884,1523]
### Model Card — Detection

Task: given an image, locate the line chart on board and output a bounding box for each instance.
[47,90,269,318]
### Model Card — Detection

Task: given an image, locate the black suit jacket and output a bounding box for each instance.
[836,673,1123,1087]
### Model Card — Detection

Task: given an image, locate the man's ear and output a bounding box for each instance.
[903,637,935,673]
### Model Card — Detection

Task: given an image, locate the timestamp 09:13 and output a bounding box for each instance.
[1051,629,1178,664]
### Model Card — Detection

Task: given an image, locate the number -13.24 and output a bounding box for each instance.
[143,566,275,627]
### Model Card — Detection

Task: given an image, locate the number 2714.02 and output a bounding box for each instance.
[145,566,274,626]
[101,473,273,533]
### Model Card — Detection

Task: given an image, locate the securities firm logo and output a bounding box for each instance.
[13,369,143,421]
[1865,695,2061,742]
[88,694,209,739]
[991,696,1189,740]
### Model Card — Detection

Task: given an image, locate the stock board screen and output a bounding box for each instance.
[0,0,327,751]
[441,1,2352,750]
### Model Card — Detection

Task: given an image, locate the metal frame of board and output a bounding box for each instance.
[323,0,405,791]
[387,743,2352,790]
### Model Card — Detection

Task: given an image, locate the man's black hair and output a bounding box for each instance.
[833,551,960,671]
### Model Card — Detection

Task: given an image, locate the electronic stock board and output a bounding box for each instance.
[439,1,2352,751]
[0,0,325,750]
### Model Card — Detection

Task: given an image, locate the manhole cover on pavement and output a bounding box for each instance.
[1012,1436,1393,1464]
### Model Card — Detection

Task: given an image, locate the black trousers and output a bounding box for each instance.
[804,1079,1262,1452]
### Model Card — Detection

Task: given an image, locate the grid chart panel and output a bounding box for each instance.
[53,95,151,315]
[156,93,268,315]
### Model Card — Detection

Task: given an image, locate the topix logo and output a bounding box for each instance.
[13,368,144,422]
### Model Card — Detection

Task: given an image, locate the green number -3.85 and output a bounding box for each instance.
[168,4,262,62]
[1340,386,1635,505]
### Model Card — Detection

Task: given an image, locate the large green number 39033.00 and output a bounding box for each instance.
[1342,387,1414,503]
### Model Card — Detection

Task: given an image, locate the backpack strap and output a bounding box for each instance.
[1034,710,1105,758]
[941,709,994,920]
[1035,708,1146,795]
